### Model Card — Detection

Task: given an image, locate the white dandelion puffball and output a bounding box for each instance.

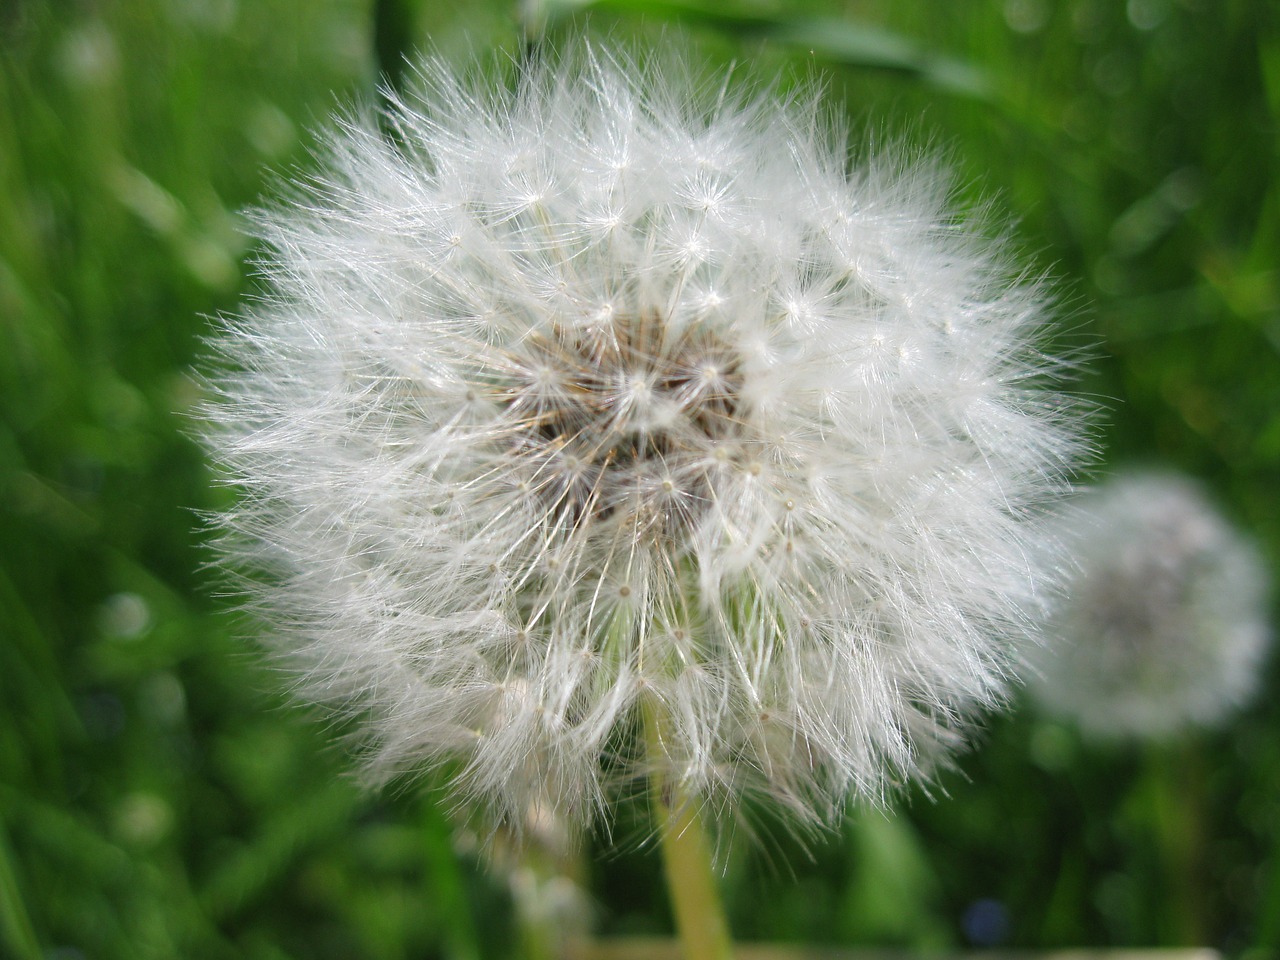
[1032,471,1271,740]
[201,43,1084,831]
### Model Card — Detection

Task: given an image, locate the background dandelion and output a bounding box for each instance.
[1031,470,1271,740]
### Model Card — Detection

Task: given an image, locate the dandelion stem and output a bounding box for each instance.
[645,700,734,960]
[1147,741,1204,945]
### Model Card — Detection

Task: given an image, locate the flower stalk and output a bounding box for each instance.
[646,699,734,960]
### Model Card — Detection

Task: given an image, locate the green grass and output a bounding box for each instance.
[2,1,1277,957]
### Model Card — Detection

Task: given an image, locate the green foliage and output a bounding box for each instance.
[2,0,1277,956]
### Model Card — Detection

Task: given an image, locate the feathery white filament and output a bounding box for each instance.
[201,43,1084,831]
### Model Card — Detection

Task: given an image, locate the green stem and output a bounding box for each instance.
[645,701,734,960]
[1147,740,1203,945]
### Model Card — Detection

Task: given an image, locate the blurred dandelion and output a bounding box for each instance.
[200,40,1083,850]
[1031,470,1271,739]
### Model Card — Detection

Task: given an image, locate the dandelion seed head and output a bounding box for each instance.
[1031,471,1271,739]
[201,41,1086,833]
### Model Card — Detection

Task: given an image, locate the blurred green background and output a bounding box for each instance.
[2,0,1278,957]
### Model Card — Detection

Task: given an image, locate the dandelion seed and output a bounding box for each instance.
[1031,470,1271,739]
[200,42,1085,834]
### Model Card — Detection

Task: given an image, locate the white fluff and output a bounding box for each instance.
[1032,471,1271,739]
[200,43,1085,832]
